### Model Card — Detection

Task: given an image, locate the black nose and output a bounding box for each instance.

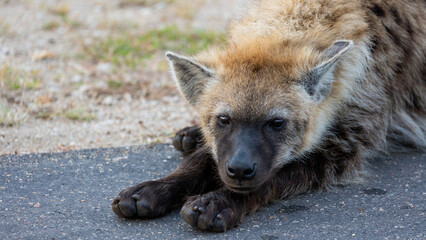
[226,161,257,180]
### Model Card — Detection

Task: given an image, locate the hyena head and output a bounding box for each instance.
[167,39,353,193]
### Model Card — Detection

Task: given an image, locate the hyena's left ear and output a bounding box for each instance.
[304,40,353,102]
[166,52,215,107]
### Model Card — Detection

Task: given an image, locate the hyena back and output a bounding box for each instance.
[112,0,425,232]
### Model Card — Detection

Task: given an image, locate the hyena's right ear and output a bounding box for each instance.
[166,52,215,107]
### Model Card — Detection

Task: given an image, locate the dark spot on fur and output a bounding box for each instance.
[390,8,402,25]
[347,125,373,147]
[349,125,365,135]
[277,205,309,214]
[370,4,385,17]
[405,21,414,37]
[370,38,379,53]
[384,25,402,46]
[394,62,403,74]
[362,188,387,195]
[390,7,414,38]
[408,89,422,112]
[251,64,262,73]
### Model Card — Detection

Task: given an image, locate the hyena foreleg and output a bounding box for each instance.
[179,154,349,232]
[112,146,221,219]
[172,125,203,154]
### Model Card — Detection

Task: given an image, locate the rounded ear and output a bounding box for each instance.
[303,40,353,102]
[166,52,215,107]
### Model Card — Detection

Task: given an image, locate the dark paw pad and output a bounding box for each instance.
[112,182,173,219]
[173,126,202,153]
[180,194,238,232]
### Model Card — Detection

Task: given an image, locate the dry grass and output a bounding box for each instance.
[82,25,225,68]
[0,18,14,37]
[0,64,41,91]
[0,65,39,126]
[107,80,123,89]
[0,104,28,127]
[63,108,96,122]
[119,0,174,7]
[48,5,70,18]
[47,4,81,29]
[42,20,60,31]
[173,0,203,19]
[29,105,97,122]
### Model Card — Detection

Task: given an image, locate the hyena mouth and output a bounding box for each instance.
[226,185,258,193]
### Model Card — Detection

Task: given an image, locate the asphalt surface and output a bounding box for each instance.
[0,144,424,240]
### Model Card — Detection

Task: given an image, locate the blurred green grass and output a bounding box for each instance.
[63,108,96,122]
[0,64,40,91]
[82,25,225,68]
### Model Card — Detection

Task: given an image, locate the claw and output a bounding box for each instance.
[181,205,200,227]
[173,134,184,152]
[112,197,121,204]
[117,198,137,217]
[197,207,205,213]
[136,199,152,217]
[132,194,141,200]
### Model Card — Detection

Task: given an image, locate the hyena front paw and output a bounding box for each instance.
[180,192,240,232]
[172,126,203,154]
[112,181,177,219]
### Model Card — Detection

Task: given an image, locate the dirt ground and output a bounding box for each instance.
[0,0,246,155]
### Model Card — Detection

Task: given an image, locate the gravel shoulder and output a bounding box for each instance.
[0,0,245,155]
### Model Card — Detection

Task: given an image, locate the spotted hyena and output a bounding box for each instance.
[112,0,425,232]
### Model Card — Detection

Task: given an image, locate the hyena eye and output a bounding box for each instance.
[218,115,231,126]
[269,118,286,130]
